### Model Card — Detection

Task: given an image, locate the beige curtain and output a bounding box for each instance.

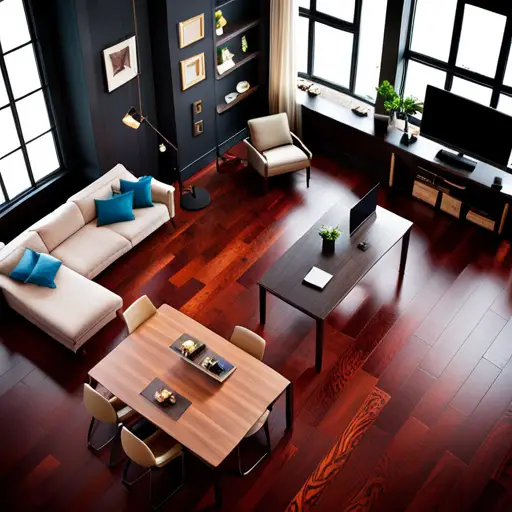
[269,0,301,134]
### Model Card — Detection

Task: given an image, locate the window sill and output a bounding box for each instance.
[0,169,68,219]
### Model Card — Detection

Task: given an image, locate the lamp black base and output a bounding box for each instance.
[180,186,210,211]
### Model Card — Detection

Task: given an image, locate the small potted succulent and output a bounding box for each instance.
[215,10,227,36]
[319,225,341,255]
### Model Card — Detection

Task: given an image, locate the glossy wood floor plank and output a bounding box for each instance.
[1,149,512,511]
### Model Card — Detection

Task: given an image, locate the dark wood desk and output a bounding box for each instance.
[258,204,413,372]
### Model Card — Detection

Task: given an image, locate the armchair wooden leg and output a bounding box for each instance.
[306,167,311,188]
[264,177,269,195]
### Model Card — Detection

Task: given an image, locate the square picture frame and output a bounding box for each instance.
[179,14,205,49]
[103,36,138,93]
[181,53,206,91]
[193,120,204,137]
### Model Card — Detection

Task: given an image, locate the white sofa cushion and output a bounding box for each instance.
[105,202,170,246]
[51,222,131,279]
[248,113,293,153]
[67,163,135,224]
[263,145,310,176]
[0,266,122,350]
[0,231,49,276]
[32,202,85,252]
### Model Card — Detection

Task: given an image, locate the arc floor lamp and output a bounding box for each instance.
[122,0,210,211]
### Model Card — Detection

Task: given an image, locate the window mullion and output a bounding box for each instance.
[491,20,512,108]
[0,170,9,202]
[349,0,363,93]
[445,0,465,91]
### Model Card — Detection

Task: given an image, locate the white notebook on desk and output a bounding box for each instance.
[303,267,333,290]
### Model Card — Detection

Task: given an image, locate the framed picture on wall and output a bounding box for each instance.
[179,14,205,49]
[103,36,138,93]
[180,53,206,91]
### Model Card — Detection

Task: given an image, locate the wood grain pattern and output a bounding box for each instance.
[89,305,289,468]
[286,388,389,512]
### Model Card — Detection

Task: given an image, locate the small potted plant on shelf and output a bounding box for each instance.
[319,225,341,255]
[376,80,423,145]
[215,10,227,36]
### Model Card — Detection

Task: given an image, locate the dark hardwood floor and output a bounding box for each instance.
[2,147,512,511]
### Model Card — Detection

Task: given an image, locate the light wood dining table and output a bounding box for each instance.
[88,304,293,505]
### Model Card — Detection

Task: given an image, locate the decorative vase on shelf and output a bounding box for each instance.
[216,27,223,36]
[388,111,397,129]
[322,239,335,255]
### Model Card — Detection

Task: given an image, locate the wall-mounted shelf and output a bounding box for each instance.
[216,19,260,47]
[217,85,260,114]
[216,51,260,80]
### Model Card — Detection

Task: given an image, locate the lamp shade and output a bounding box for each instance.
[122,107,143,129]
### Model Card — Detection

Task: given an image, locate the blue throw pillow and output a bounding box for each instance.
[10,248,40,282]
[95,190,135,226]
[25,253,62,289]
[120,176,153,209]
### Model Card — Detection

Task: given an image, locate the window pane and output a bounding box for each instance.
[505,44,512,87]
[16,90,51,142]
[355,0,387,102]
[0,72,8,107]
[0,184,5,205]
[411,0,457,62]
[27,132,59,181]
[404,61,446,118]
[296,16,309,74]
[451,78,492,106]
[298,0,310,9]
[4,44,41,99]
[0,107,21,158]
[0,149,31,198]
[0,0,31,54]
[317,0,355,22]
[498,95,512,117]
[456,5,506,78]
[313,23,353,88]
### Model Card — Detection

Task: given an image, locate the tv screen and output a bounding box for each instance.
[350,184,379,235]
[421,86,512,168]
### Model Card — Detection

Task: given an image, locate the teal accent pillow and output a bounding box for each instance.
[120,176,153,208]
[95,190,135,226]
[10,248,40,282]
[25,253,62,289]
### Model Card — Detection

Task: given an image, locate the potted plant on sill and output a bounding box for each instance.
[319,225,341,255]
[376,80,423,145]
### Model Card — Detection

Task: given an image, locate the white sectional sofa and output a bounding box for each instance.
[0,164,175,352]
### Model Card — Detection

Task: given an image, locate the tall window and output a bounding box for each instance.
[0,0,60,209]
[297,0,388,103]
[403,1,512,117]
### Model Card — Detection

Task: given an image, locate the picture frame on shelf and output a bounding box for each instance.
[103,36,138,93]
[181,53,206,91]
[178,14,205,49]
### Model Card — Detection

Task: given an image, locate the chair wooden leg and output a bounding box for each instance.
[306,167,311,188]
[170,217,177,229]
[264,177,269,194]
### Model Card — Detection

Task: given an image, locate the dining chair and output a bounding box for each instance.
[121,425,184,510]
[244,112,312,193]
[229,326,272,475]
[123,295,157,334]
[83,383,135,467]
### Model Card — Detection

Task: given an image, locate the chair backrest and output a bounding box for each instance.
[248,113,293,153]
[230,326,266,361]
[83,383,118,424]
[121,426,157,468]
[123,295,157,334]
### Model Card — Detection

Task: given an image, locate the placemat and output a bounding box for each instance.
[140,378,191,421]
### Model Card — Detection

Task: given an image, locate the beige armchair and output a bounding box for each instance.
[244,113,312,193]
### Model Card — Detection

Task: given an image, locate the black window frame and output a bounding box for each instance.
[299,0,377,105]
[0,0,63,212]
[401,0,512,121]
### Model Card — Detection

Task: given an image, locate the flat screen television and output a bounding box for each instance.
[350,184,379,236]
[421,86,512,171]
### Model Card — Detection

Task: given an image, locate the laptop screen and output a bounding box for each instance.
[350,184,379,235]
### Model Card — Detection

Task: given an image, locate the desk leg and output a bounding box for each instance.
[399,228,411,276]
[315,319,325,373]
[285,383,294,431]
[259,286,266,325]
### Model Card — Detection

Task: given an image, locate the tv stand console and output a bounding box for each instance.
[300,93,512,237]
[436,149,477,172]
